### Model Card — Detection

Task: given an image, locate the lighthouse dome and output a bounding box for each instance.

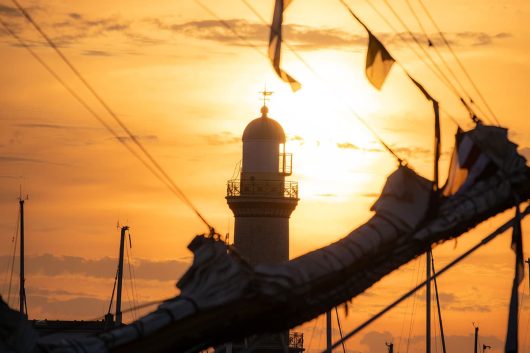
[242,106,286,142]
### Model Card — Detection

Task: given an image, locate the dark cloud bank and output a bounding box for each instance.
[0,254,190,282]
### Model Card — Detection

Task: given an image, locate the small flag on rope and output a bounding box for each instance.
[340,2,395,90]
[407,75,441,188]
[269,0,301,92]
[505,204,524,353]
[442,130,493,197]
[365,32,395,90]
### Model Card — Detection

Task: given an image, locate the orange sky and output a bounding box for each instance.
[1,0,530,352]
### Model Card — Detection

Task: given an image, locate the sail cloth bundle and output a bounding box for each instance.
[7,124,523,353]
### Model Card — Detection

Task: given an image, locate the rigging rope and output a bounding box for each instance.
[405,252,424,353]
[305,315,321,353]
[396,256,420,353]
[122,268,136,322]
[338,0,463,131]
[324,203,530,352]
[125,232,140,320]
[432,299,438,353]
[107,268,118,315]
[402,0,489,123]
[431,251,447,353]
[523,259,530,353]
[2,209,19,298]
[0,17,213,236]
[240,0,405,164]
[6,211,19,306]
[8,0,214,232]
[334,307,347,353]
[377,0,484,123]
[415,0,500,125]
[352,0,465,127]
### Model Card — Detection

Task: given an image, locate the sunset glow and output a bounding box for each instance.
[1,0,530,352]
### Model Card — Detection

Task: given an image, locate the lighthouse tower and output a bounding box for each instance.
[226,94,299,266]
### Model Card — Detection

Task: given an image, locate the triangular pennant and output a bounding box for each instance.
[365,33,395,90]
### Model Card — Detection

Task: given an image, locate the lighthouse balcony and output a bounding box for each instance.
[227,179,298,199]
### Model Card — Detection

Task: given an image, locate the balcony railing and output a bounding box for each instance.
[227,179,298,199]
[289,332,304,349]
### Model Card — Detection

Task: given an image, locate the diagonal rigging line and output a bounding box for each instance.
[402,0,490,124]
[336,0,462,129]
[376,0,489,123]
[195,0,267,58]
[403,0,488,119]
[194,0,403,165]
[240,0,405,164]
[415,0,500,126]
[0,17,192,225]
[324,203,530,352]
[9,0,213,231]
[378,0,465,100]
[200,0,404,163]
[356,0,476,126]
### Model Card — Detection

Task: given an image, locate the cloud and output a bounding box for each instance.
[358,192,379,198]
[359,332,504,353]
[53,14,130,33]
[29,294,109,319]
[204,132,239,146]
[337,142,360,150]
[413,290,492,313]
[448,304,492,312]
[158,19,361,50]
[0,155,70,167]
[157,18,511,50]
[394,146,432,156]
[454,31,512,46]
[68,12,82,20]
[336,142,384,154]
[2,9,510,54]
[360,331,393,353]
[115,134,158,143]
[0,4,19,17]
[82,49,113,56]
[15,122,98,130]
[289,135,304,141]
[0,254,190,282]
[0,11,132,48]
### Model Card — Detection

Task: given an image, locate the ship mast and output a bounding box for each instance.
[115,225,128,326]
[18,187,28,317]
[426,249,431,353]
[326,310,332,352]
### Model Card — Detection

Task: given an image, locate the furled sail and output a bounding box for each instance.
[4,124,529,353]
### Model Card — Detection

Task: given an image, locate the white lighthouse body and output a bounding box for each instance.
[226,105,298,266]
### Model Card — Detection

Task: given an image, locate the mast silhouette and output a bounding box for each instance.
[326,310,332,352]
[115,225,128,326]
[474,323,479,353]
[18,189,28,317]
[426,249,431,353]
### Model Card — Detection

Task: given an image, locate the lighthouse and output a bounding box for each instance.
[226,93,299,266]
